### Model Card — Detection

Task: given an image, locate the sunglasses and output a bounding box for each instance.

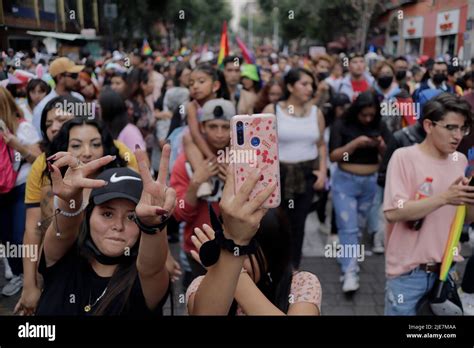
[64,73,79,79]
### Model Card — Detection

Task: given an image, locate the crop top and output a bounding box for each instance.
[329,118,392,165]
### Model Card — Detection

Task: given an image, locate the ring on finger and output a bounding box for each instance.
[72,157,81,169]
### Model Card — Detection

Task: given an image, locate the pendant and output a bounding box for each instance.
[84,305,91,312]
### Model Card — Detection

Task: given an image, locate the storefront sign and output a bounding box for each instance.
[403,17,423,39]
[436,9,460,36]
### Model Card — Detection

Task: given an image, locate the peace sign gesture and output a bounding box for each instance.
[134,144,176,226]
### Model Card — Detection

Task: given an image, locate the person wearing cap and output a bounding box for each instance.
[338,53,374,101]
[32,145,175,315]
[32,57,85,139]
[170,98,235,285]
[238,64,259,115]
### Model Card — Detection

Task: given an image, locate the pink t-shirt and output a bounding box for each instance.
[383,144,467,278]
[117,123,146,152]
[186,271,322,315]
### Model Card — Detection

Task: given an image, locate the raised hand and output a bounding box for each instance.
[134,144,176,226]
[48,152,115,202]
[190,224,216,268]
[219,166,276,245]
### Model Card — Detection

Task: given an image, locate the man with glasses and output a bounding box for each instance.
[383,93,474,315]
[413,59,454,104]
[32,57,85,139]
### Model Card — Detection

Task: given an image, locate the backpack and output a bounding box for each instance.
[0,120,25,194]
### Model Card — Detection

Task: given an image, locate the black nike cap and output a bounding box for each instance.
[90,167,143,205]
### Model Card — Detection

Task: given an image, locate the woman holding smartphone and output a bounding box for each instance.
[329,91,392,294]
[262,68,327,269]
[186,166,321,315]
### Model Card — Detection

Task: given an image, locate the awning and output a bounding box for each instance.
[26,30,100,41]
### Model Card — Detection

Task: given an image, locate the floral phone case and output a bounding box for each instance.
[230,113,281,208]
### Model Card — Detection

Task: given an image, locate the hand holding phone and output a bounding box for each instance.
[231,114,281,208]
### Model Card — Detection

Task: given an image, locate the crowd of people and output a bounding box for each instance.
[0,44,473,316]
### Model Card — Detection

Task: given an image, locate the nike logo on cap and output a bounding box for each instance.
[109,173,141,183]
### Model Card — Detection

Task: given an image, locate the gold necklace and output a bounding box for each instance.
[84,287,108,313]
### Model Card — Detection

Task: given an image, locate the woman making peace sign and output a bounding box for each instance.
[35,145,175,315]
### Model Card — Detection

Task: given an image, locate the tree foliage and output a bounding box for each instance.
[252,0,367,47]
[110,0,231,49]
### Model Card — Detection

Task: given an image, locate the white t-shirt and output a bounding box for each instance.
[15,122,41,186]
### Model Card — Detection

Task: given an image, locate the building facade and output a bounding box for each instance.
[378,0,473,62]
[0,0,105,55]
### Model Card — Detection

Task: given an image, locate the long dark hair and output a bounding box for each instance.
[43,117,127,180]
[229,208,293,314]
[40,95,82,148]
[282,67,315,100]
[343,91,382,129]
[254,79,283,113]
[193,63,230,101]
[78,203,138,315]
[99,88,129,139]
[26,78,50,109]
[174,62,191,87]
[127,68,148,100]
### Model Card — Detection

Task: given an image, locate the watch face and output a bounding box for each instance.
[199,239,221,267]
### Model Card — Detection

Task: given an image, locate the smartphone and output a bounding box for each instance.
[230,114,281,208]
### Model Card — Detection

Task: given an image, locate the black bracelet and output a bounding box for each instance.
[217,229,258,256]
[133,214,168,235]
[199,202,258,267]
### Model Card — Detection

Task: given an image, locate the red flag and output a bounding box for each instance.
[235,36,255,64]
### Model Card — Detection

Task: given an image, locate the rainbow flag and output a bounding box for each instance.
[142,39,152,56]
[439,205,466,281]
[217,21,229,66]
[439,147,474,282]
[235,36,255,64]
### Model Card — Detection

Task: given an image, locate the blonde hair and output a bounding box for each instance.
[313,54,334,68]
[0,87,24,134]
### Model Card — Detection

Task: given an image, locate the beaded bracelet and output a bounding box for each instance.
[53,195,88,217]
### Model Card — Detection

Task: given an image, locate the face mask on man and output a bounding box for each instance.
[395,70,406,81]
[432,73,446,85]
[377,75,393,89]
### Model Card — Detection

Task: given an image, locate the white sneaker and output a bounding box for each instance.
[2,274,23,296]
[372,230,385,254]
[2,257,13,280]
[342,271,360,293]
[458,288,474,315]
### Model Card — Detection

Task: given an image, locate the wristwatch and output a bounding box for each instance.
[199,203,257,267]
